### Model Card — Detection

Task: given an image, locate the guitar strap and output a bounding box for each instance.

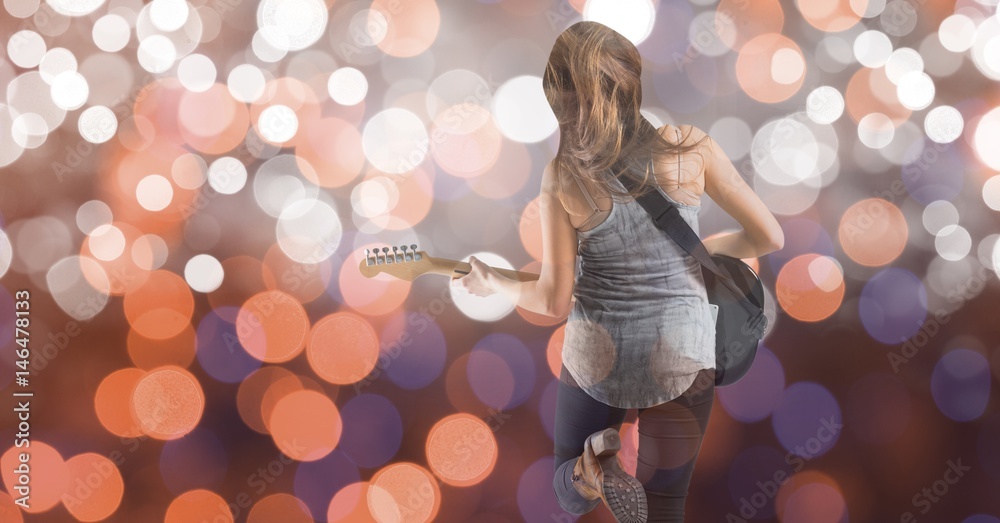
[618,159,764,313]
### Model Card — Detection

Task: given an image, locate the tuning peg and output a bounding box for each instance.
[364,248,375,266]
[382,247,393,264]
[411,244,421,261]
[392,246,403,263]
[401,244,411,262]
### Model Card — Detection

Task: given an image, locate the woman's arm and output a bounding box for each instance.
[452,161,578,317]
[697,128,785,258]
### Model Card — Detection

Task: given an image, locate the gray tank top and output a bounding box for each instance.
[562,151,717,409]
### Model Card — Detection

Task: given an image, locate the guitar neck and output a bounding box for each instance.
[431,258,540,282]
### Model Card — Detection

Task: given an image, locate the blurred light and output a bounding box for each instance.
[89,224,125,261]
[451,252,517,321]
[736,33,806,103]
[47,0,105,16]
[0,441,69,513]
[123,269,195,340]
[477,333,536,409]
[177,54,216,92]
[924,105,964,144]
[772,47,805,84]
[751,116,820,185]
[4,0,38,18]
[583,0,656,45]
[362,107,429,173]
[426,413,498,487]
[258,104,299,143]
[371,0,440,57]
[251,29,288,63]
[771,382,842,458]
[276,198,341,263]
[708,117,753,161]
[257,0,328,52]
[921,200,959,235]
[253,154,321,218]
[137,34,177,73]
[7,30,46,68]
[307,312,379,385]
[797,0,864,31]
[931,348,991,421]
[839,197,908,265]
[859,268,927,344]
[984,175,1000,210]
[76,199,113,235]
[879,0,917,36]
[939,14,977,52]
[718,347,785,422]
[776,474,846,523]
[806,86,845,125]
[328,67,368,106]
[854,30,892,68]
[38,47,76,84]
[128,323,196,370]
[971,17,1000,80]
[974,106,1000,169]
[884,47,923,84]
[236,290,310,363]
[775,254,845,322]
[248,493,313,523]
[131,365,205,439]
[896,71,935,110]
[269,390,342,461]
[184,254,224,293]
[207,156,247,195]
[136,174,173,211]
[368,462,441,522]
[935,224,972,261]
[150,0,189,32]
[50,71,88,110]
[63,453,125,521]
[338,394,403,468]
[379,311,447,390]
[93,14,130,52]
[46,255,110,320]
[94,368,146,437]
[165,490,232,523]
[227,63,267,103]
[78,105,118,144]
[492,75,557,144]
[858,113,894,148]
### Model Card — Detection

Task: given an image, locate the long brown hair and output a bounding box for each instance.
[542,21,707,210]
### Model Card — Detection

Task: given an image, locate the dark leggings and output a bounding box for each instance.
[552,365,715,522]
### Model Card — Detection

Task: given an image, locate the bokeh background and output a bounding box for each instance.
[1,0,999,521]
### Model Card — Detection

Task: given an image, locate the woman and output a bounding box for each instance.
[452,21,784,522]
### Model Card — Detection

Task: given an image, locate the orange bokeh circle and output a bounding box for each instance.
[775,254,845,322]
[236,290,310,363]
[307,312,380,385]
[838,198,908,267]
[425,413,498,487]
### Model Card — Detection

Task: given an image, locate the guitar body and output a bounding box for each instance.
[701,254,768,386]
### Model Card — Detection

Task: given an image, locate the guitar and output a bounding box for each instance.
[358,244,540,282]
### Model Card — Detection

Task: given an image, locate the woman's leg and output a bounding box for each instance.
[552,364,629,514]
[633,369,715,522]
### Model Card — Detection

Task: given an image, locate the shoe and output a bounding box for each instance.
[571,428,648,522]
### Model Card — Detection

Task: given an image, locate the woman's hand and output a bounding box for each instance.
[451,256,501,297]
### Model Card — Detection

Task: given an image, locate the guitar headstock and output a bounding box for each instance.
[358,244,440,281]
